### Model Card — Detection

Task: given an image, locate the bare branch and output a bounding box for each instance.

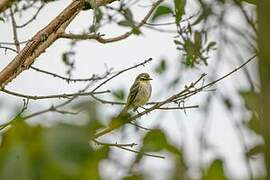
[0,0,118,87]
[116,146,165,159]
[92,139,165,159]
[22,82,94,120]
[16,4,45,28]
[0,45,17,53]
[92,139,138,148]
[1,88,110,100]
[9,7,20,52]
[30,66,111,83]
[60,0,164,43]
[128,122,152,131]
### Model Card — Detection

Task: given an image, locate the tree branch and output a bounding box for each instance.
[0,0,15,13]
[60,0,164,43]
[0,0,118,87]
[1,88,110,100]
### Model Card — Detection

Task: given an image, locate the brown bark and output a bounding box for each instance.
[0,0,117,87]
[0,0,15,13]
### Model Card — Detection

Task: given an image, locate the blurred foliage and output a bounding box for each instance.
[0,17,4,22]
[246,144,264,158]
[203,159,227,180]
[174,28,216,67]
[154,59,167,75]
[174,0,186,24]
[0,101,109,180]
[130,129,184,169]
[118,8,141,35]
[0,119,109,180]
[89,8,103,33]
[62,51,76,78]
[112,88,126,101]
[240,91,260,113]
[151,5,173,22]
[240,91,262,135]
[124,174,144,180]
[238,0,256,5]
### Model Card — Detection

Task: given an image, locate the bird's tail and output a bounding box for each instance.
[118,105,130,117]
[108,105,130,129]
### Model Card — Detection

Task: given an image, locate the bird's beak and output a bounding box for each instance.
[147,77,153,80]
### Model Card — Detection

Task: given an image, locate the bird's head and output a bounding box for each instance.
[135,73,152,82]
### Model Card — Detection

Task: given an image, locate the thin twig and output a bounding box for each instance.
[0,40,29,45]
[23,82,93,120]
[30,66,111,82]
[9,7,20,52]
[0,45,17,53]
[116,146,165,159]
[16,4,45,28]
[93,139,137,147]
[1,88,110,100]
[129,122,152,131]
[92,139,164,159]
[60,0,164,43]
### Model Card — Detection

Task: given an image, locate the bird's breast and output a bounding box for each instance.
[134,82,152,107]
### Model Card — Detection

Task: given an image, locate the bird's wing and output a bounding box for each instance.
[126,81,140,107]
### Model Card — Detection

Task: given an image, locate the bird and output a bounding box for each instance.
[119,73,152,115]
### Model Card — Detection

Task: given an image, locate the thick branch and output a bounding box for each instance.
[0,0,82,87]
[0,0,118,87]
[0,0,15,13]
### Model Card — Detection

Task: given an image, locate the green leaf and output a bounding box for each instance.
[118,20,133,27]
[247,114,261,134]
[142,129,181,155]
[222,97,233,111]
[203,159,227,180]
[154,59,167,75]
[0,17,4,23]
[246,144,264,157]
[123,8,134,22]
[118,20,141,35]
[174,0,186,24]
[112,89,126,101]
[240,91,259,112]
[132,27,141,35]
[81,1,92,10]
[94,9,103,23]
[142,129,168,152]
[124,174,144,180]
[206,41,216,52]
[194,31,202,45]
[151,5,173,22]
[239,0,256,5]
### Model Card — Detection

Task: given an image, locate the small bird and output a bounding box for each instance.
[119,73,152,115]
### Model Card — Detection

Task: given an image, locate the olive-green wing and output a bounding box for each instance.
[126,81,140,107]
